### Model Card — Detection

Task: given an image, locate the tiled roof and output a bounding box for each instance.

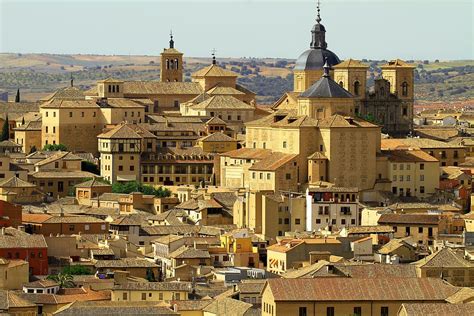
[237,280,266,294]
[29,170,97,179]
[41,87,86,102]
[382,149,439,162]
[399,303,473,316]
[190,95,254,110]
[203,297,252,315]
[248,152,298,171]
[282,260,330,279]
[75,178,111,188]
[0,140,21,148]
[0,176,36,188]
[35,151,83,167]
[14,119,42,131]
[192,64,238,77]
[414,247,473,268]
[123,81,202,95]
[378,213,441,225]
[377,239,415,255]
[43,215,106,224]
[380,59,415,68]
[445,287,474,304]
[334,263,417,278]
[169,246,210,259]
[206,116,227,125]
[318,114,378,128]
[199,132,237,142]
[300,76,353,98]
[333,59,369,68]
[382,138,464,150]
[347,226,394,234]
[266,278,459,301]
[22,213,53,223]
[95,258,158,268]
[308,186,358,193]
[40,99,99,109]
[7,291,36,308]
[24,279,59,288]
[97,123,143,139]
[53,301,178,316]
[113,281,190,291]
[101,98,145,108]
[207,85,245,96]
[170,299,212,311]
[0,227,47,248]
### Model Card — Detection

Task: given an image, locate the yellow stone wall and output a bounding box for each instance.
[333,68,367,98]
[15,129,42,154]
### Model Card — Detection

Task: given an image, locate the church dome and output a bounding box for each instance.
[294,48,340,71]
[294,1,340,71]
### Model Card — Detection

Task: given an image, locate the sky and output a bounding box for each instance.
[0,0,473,60]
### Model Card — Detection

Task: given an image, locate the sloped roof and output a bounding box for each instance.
[122,81,203,95]
[0,176,36,188]
[40,99,99,109]
[399,303,473,316]
[192,64,238,77]
[190,95,254,110]
[169,246,210,259]
[300,75,353,98]
[41,86,86,102]
[381,59,416,68]
[378,213,441,225]
[199,132,237,142]
[206,116,227,125]
[318,114,378,128]
[414,247,473,268]
[249,152,298,171]
[35,151,83,167]
[266,278,459,301]
[53,301,178,316]
[0,227,47,248]
[333,59,369,69]
[75,178,111,188]
[97,124,143,139]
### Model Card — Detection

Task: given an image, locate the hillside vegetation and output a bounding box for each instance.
[0,53,472,105]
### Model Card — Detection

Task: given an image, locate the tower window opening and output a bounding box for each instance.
[354,81,360,96]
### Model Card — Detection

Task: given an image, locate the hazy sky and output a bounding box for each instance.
[0,0,473,60]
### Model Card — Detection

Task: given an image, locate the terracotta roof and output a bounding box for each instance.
[347,226,394,234]
[282,260,330,279]
[41,87,86,102]
[75,178,111,188]
[414,247,473,268]
[190,95,254,110]
[207,85,245,96]
[399,303,472,316]
[203,297,253,315]
[24,279,58,288]
[333,59,369,68]
[113,282,190,291]
[122,81,202,95]
[248,152,298,171]
[377,239,415,255]
[192,64,238,77]
[22,213,53,223]
[43,215,107,224]
[334,263,417,278]
[29,170,97,179]
[7,291,36,308]
[378,213,441,225]
[0,176,36,188]
[199,132,237,142]
[170,299,212,311]
[169,246,210,259]
[206,116,227,125]
[382,138,464,150]
[53,301,178,316]
[35,151,83,167]
[266,278,459,302]
[95,258,158,268]
[382,149,439,162]
[97,124,143,139]
[381,59,416,68]
[0,227,47,248]
[40,99,99,109]
[445,287,474,304]
[318,114,378,128]
[238,280,266,294]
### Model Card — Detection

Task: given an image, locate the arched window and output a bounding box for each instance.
[402,82,408,96]
[175,59,179,69]
[108,85,112,93]
[116,85,119,93]
[170,59,174,70]
[353,81,360,96]
[339,81,344,88]
[112,85,115,93]
[166,59,170,69]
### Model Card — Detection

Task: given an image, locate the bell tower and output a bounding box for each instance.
[333,59,369,99]
[160,31,183,82]
[381,59,415,100]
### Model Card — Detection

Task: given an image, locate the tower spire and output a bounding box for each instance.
[310,0,327,49]
[211,48,217,65]
[316,0,321,23]
[169,30,174,48]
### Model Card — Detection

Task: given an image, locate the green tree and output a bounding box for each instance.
[62,265,93,275]
[43,143,68,151]
[1,115,9,141]
[46,272,75,288]
[111,181,171,197]
[15,89,20,103]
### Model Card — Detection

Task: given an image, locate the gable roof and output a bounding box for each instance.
[414,247,473,269]
[265,278,459,302]
[75,178,111,188]
[199,132,237,142]
[381,59,416,68]
[190,95,254,110]
[300,75,353,98]
[35,151,83,167]
[192,64,238,77]
[333,59,369,69]
[0,176,36,188]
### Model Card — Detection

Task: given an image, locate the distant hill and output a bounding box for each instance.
[0,53,472,105]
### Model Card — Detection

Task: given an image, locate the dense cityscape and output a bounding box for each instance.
[0,1,473,315]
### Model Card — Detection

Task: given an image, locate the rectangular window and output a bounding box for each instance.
[418,227,423,233]
[381,307,389,316]
[122,292,128,300]
[285,173,291,180]
[353,307,362,316]
[159,293,163,300]
[420,175,424,181]
[420,186,425,194]
[327,307,335,316]
[141,293,146,300]
[69,112,72,117]
[283,141,287,148]
[420,163,424,170]
[299,307,307,316]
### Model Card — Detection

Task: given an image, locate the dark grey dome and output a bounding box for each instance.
[294,48,341,71]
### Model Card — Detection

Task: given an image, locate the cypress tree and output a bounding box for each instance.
[15,89,20,103]
[1,115,9,141]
